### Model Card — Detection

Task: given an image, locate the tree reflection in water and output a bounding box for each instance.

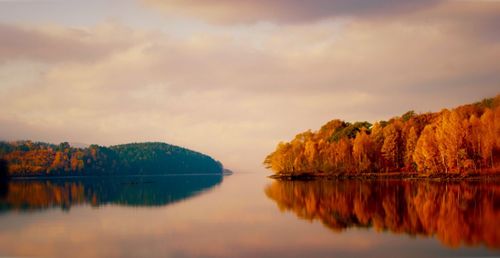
[0,175,223,212]
[265,179,500,249]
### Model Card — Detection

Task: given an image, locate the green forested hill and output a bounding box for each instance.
[0,141,223,177]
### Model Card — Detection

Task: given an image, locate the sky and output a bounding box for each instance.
[0,0,499,171]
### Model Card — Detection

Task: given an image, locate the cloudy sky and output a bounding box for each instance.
[0,0,499,171]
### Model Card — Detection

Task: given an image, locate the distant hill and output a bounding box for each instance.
[0,141,223,177]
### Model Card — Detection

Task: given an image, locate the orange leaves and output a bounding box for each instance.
[352,130,373,173]
[413,104,499,174]
[480,109,495,168]
[435,110,465,172]
[381,122,403,170]
[265,95,500,176]
[405,126,418,170]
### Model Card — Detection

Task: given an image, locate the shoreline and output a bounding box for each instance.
[269,171,500,181]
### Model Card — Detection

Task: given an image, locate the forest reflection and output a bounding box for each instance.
[0,175,223,212]
[265,179,500,249]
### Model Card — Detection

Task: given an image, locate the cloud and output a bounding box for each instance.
[0,23,142,63]
[405,0,500,42]
[142,0,441,24]
[0,0,499,169]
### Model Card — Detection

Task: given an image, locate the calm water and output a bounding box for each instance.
[0,171,499,258]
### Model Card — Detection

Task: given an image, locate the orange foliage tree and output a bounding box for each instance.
[265,95,500,176]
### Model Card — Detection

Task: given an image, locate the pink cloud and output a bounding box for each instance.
[142,0,441,24]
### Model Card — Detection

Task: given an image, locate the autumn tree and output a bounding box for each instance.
[381,123,403,171]
[370,122,385,171]
[352,130,373,173]
[304,139,318,172]
[480,109,495,168]
[435,110,465,173]
[404,126,418,171]
[414,124,446,174]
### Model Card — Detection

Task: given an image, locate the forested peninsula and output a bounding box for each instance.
[264,95,500,179]
[0,142,223,177]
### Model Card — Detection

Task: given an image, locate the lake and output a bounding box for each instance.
[0,171,499,258]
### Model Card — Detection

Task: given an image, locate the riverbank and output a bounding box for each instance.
[269,171,500,181]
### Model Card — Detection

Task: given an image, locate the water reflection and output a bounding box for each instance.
[0,175,223,212]
[265,179,500,249]
[0,159,8,199]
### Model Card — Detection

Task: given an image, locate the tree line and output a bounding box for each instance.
[264,95,500,176]
[0,142,223,177]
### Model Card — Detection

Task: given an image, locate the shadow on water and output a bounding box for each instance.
[265,179,500,249]
[0,174,223,213]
